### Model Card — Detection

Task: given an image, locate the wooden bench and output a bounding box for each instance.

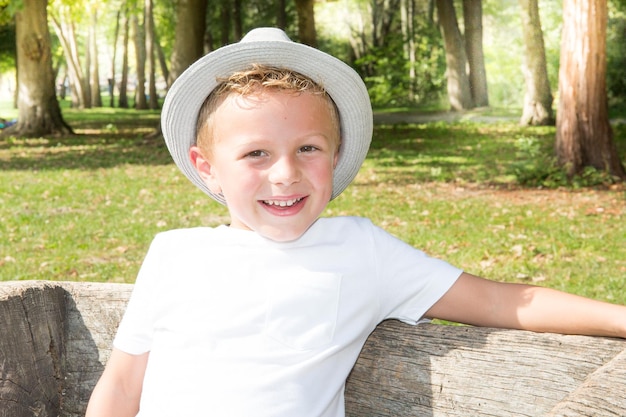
[1,280,624,417]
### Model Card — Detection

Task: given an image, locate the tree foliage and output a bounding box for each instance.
[0,0,16,73]
[607,1,626,106]
[0,21,15,72]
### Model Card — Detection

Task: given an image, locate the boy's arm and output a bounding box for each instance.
[85,348,149,417]
[425,272,626,338]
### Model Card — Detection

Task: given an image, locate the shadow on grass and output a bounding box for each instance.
[364,122,547,185]
[3,112,624,184]
[1,110,171,170]
[1,134,172,170]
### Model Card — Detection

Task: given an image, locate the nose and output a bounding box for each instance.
[268,155,301,186]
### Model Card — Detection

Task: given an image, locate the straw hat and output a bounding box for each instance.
[161,27,373,205]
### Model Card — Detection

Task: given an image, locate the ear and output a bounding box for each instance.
[189,146,222,194]
[332,145,340,169]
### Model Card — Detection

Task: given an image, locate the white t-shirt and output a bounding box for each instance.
[114,216,462,417]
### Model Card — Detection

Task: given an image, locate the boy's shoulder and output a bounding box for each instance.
[306,216,381,242]
[317,215,374,229]
[156,226,218,237]
[150,226,222,247]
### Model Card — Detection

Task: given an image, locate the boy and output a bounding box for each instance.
[86,28,626,417]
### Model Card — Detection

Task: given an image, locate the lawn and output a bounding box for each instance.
[1,107,625,304]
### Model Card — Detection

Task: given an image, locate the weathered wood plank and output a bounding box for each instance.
[0,281,132,417]
[0,281,67,417]
[345,321,625,416]
[1,281,625,417]
[545,349,626,417]
[61,282,133,417]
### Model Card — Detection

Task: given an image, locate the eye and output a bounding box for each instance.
[299,145,318,153]
[245,150,267,158]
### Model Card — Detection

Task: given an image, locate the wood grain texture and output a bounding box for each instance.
[0,281,132,417]
[1,281,624,416]
[345,320,625,416]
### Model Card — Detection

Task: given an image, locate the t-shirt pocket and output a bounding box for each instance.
[265,271,342,351]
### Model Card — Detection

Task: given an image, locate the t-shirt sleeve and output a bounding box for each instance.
[113,233,166,355]
[367,221,463,325]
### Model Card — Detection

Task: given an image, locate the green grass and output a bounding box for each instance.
[1,107,625,305]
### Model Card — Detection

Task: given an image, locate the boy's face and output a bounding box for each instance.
[191,89,340,242]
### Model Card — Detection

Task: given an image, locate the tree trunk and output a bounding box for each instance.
[84,15,93,107]
[155,30,170,90]
[119,4,130,109]
[50,14,87,109]
[400,0,416,102]
[519,0,553,126]
[233,0,243,40]
[144,0,158,109]
[427,0,435,24]
[555,0,626,179]
[276,0,287,29]
[401,0,417,102]
[132,13,147,110]
[295,0,317,47]
[6,0,72,137]
[462,0,488,107]
[220,0,231,45]
[168,0,209,86]
[110,10,121,107]
[436,0,473,110]
[89,6,102,108]
[370,0,400,49]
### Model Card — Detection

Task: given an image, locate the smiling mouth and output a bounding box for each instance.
[262,197,304,207]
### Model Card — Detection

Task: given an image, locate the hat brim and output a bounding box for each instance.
[161,28,373,205]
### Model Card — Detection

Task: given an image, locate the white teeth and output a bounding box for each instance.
[264,198,302,207]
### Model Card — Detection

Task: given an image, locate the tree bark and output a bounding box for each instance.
[109,10,121,107]
[84,16,93,107]
[401,0,417,101]
[556,0,626,179]
[519,0,553,125]
[155,30,170,90]
[220,0,231,45]
[370,0,400,49]
[276,0,287,29]
[118,4,130,109]
[436,0,473,110]
[233,0,243,40]
[50,13,87,109]
[89,5,102,108]
[5,0,72,137]
[462,0,489,107]
[295,0,317,47]
[168,0,208,86]
[144,0,158,109]
[132,13,147,110]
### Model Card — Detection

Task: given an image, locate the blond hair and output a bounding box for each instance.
[195,64,340,155]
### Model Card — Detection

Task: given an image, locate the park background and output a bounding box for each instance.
[0,0,625,304]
